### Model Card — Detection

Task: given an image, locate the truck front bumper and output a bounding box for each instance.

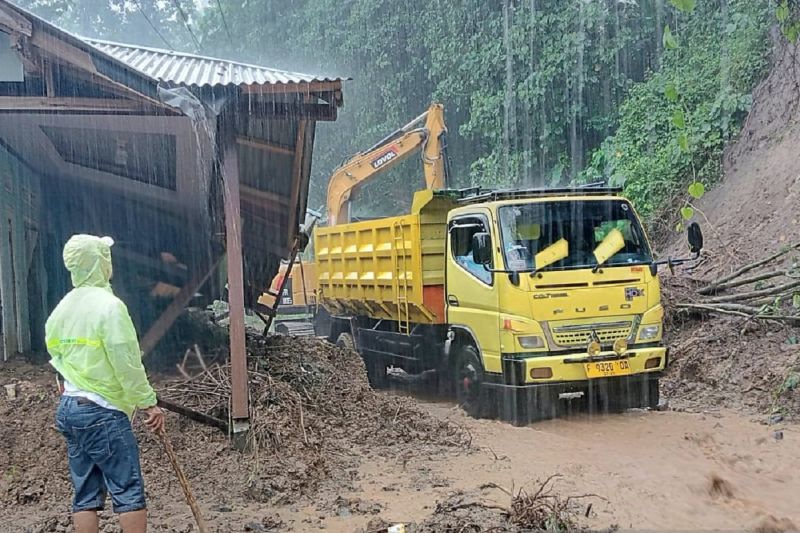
[482,372,663,425]
[480,346,666,425]
[491,345,668,387]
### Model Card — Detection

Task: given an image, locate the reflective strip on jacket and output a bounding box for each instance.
[45,235,156,417]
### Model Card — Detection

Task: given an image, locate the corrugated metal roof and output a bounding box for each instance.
[85,39,344,88]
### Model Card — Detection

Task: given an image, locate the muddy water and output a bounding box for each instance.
[298,398,798,532]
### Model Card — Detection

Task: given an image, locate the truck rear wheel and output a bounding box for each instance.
[337,332,388,389]
[336,331,355,351]
[455,345,492,418]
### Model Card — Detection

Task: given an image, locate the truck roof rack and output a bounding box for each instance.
[441,184,624,204]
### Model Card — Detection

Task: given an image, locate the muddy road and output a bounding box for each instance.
[287,396,798,532]
[3,358,798,532]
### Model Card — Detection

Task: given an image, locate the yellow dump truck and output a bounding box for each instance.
[315,185,703,423]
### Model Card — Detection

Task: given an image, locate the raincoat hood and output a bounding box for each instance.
[63,234,115,289]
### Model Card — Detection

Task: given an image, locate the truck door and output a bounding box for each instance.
[446,214,502,374]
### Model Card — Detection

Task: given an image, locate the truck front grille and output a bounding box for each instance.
[551,322,633,347]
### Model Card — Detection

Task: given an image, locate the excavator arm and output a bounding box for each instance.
[326,103,448,225]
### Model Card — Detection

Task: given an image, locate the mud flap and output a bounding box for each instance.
[496,386,558,426]
[595,374,660,412]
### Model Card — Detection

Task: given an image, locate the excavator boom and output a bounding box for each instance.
[326,103,447,225]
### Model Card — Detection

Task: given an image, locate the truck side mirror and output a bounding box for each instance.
[472,232,492,265]
[687,222,703,254]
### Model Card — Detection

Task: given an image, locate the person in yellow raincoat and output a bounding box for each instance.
[46,234,164,533]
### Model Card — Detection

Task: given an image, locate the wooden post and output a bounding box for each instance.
[222,139,250,439]
[0,206,14,362]
[287,119,307,245]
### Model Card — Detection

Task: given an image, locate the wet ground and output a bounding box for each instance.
[274,395,798,532]
[3,360,798,532]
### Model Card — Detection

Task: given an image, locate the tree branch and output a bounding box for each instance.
[697,270,785,296]
[704,243,800,291]
[705,280,800,304]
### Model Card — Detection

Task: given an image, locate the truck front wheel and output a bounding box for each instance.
[454,345,491,418]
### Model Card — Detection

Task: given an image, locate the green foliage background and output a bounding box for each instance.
[17,0,775,226]
[582,0,772,221]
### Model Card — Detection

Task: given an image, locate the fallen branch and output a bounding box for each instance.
[750,290,798,306]
[703,242,800,292]
[697,270,785,296]
[296,391,309,445]
[443,500,510,515]
[753,314,800,326]
[677,303,800,325]
[677,303,757,319]
[706,280,800,304]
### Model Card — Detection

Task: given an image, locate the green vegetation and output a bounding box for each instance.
[197,0,679,215]
[17,0,777,226]
[582,0,772,220]
[17,0,197,48]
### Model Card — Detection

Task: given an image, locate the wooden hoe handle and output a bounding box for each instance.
[157,429,210,533]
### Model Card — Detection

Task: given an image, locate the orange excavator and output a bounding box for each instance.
[258,103,450,334]
[326,102,448,225]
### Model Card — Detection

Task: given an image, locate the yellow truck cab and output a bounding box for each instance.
[315,185,702,424]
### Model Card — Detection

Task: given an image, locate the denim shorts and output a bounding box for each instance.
[55,396,146,513]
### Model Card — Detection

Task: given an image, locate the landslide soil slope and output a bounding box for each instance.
[665,39,800,264]
[660,39,800,419]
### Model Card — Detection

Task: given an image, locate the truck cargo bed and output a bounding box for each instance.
[315,190,457,324]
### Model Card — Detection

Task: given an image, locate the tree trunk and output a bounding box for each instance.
[614,0,622,98]
[503,0,516,185]
[601,0,612,137]
[570,1,585,179]
[524,0,539,187]
[656,0,665,61]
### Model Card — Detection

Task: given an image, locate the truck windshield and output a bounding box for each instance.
[498,199,653,271]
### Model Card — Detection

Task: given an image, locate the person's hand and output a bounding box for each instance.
[142,405,165,433]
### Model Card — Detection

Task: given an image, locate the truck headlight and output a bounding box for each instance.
[613,338,628,355]
[587,340,601,356]
[517,335,544,349]
[638,325,660,340]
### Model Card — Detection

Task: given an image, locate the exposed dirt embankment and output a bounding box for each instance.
[661,38,800,419]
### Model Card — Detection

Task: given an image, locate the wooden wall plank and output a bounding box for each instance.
[0,173,16,361]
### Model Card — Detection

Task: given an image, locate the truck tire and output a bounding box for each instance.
[336,331,355,351]
[454,345,492,419]
[644,378,660,410]
[337,332,388,389]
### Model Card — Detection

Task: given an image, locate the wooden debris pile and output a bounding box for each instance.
[158,335,470,501]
